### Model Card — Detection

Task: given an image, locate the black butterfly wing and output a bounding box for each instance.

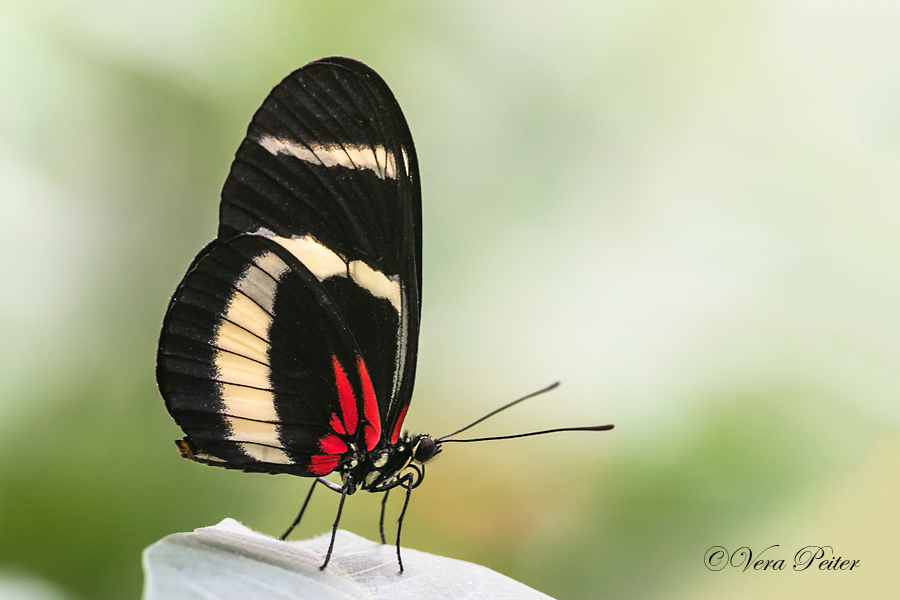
[221,57,421,442]
[157,57,421,476]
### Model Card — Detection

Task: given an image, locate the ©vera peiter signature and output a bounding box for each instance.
[704,545,860,572]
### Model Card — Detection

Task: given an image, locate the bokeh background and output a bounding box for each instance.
[2,1,900,598]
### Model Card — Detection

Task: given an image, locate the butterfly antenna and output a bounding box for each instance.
[436,382,562,442]
[439,423,614,444]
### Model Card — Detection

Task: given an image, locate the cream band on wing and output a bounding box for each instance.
[224,416,284,448]
[217,383,278,422]
[348,260,401,312]
[274,235,346,280]
[256,133,398,180]
[213,351,272,390]
[238,252,289,312]
[237,441,294,464]
[214,320,269,365]
[264,233,403,314]
[214,250,293,464]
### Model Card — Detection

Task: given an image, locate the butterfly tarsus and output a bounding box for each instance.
[379,489,391,545]
[320,476,352,570]
[395,473,415,574]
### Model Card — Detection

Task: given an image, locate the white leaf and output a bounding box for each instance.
[143,518,554,600]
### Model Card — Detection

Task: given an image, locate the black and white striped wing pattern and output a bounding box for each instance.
[156,57,421,477]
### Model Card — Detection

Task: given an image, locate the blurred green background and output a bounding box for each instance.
[2,1,899,598]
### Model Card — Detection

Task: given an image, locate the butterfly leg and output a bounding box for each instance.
[394,473,416,574]
[280,477,342,540]
[320,477,352,570]
[379,489,391,544]
[280,479,318,540]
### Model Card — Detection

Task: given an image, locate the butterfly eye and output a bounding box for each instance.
[413,436,437,462]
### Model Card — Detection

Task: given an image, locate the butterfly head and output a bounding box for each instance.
[411,434,439,463]
[345,433,442,494]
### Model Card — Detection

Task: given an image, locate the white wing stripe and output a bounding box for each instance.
[225,416,284,448]
[238,442,294,464]
[349,260,401,312]
[217,383,278,422]
[256,134,397,180]
[264,233,403,315]
[214,251,293,464]
[275,236,347,280]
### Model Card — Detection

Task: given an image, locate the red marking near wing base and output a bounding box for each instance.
[318,433,348,455]
[329,412,346,435]
[307,454,340,476]
[356,354,382,451]
[331,355,358,435]
[390,401,410,445]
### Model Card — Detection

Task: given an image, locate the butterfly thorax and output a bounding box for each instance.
[338,434,440,495]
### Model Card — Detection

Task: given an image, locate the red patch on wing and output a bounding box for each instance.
[318,432,348,455]
[307,454,340,476]
[356,354,382,451]
[390,401,410,444]
[331,355,358,435]
[329,412,346,435]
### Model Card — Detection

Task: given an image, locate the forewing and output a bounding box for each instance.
[218,57,420,441]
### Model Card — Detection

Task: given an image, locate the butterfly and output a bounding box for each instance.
[156,56,612,573]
